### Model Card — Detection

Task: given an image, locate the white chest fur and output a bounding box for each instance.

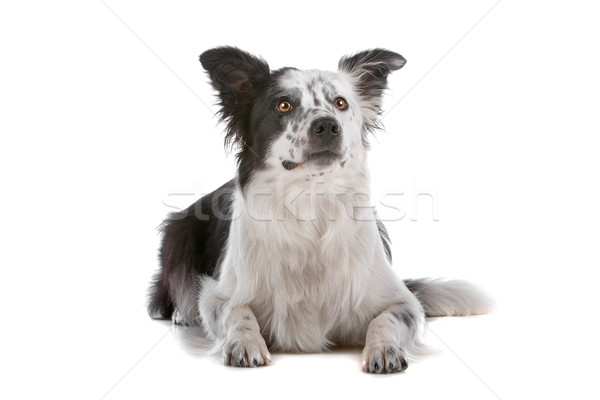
[208,171,405,352]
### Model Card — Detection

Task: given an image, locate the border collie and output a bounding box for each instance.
[148,47,491,373]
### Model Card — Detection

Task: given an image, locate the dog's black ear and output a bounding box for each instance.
[338,49,406,95]
[338,49,406,131]
[200,47,270,151]
[200,46,270,112]
[200,46,271,155]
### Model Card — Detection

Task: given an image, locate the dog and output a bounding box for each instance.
[148,47,491,373]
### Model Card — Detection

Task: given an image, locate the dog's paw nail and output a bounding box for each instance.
[372,361,381,373]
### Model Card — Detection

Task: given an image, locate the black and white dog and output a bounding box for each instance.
[148,47,491,373]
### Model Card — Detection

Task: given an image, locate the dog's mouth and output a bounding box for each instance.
[307,150,342,166]
[282,150,342,170]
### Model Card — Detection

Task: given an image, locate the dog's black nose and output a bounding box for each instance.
[310,117,340,138]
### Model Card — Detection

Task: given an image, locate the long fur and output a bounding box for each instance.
[404,278,493,317]
[148,47,492,372]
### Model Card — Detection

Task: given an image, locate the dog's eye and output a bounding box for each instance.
[277,100,292,113]
[334,97,348,111]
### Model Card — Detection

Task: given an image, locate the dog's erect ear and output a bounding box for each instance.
[200,46,270,109]
[338,49,406,131]
[338,49,406,95]
[200,47,270,151]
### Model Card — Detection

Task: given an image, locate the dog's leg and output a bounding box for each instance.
[362,302,423,374]
[222,306,271,367]
[199,278,271,367]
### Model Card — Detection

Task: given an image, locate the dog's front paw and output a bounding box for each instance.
[362,344,408,374]
[223,331,271,368]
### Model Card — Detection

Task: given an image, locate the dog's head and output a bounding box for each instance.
[200,47,406,188]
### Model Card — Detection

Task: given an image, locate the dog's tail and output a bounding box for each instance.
[404,278,493,317]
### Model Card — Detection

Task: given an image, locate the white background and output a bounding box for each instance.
[1,1,599,399]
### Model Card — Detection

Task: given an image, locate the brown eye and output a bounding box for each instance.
[334,97,348,110]
[278,100,292,113]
